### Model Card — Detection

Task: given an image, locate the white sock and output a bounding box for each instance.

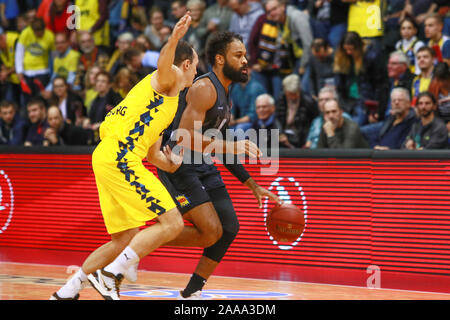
[56,268,88,298]
[104,246,139,276]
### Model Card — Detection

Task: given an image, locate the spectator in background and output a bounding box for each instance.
[305,86,352,149]
[43,32,80,97]
[123,47,158,81]
[15,17,54,107]
[106,32,134,76]
[184,0,206,54]
[327,0,349,49]
[0,0,19,31]
[85,71,122,143]
[333,31,389,126]
[228,0,263,49]
[251,93,281,150]
[126,7,148,39]
[113,66,138,99]
[37,0,71,35]
[374,87,417,150]
[277,73,319,148]
[429,62,450,135]
[347,0,383,46]
[74,31,109,91]
[411,46,435,103]
[144,6,171,51]
[24,98,49,146]
[404,91,448,149]
[49,76,86,126]
[230,68,266,133]
[44,105,91,146]
[317,98,369,149]
[401,0,437,27]
[196,0,233,49]
[424,13,450,63]
[0,100,27,145]
[308,38,335,97]
[171,0,188,23]
[82,64,101,113]
[0,28,20,103]
[395,16,426,75]
[74,0,110,48]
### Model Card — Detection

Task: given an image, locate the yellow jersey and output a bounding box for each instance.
[348,0,384,38]
[0,32,19,84]
[53,49,80,80]
[18,26,55,71]
[75,0,110,47]
[99,72,179,160]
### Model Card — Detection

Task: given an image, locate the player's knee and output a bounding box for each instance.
[201,223,223,248]
[161,209,185,242]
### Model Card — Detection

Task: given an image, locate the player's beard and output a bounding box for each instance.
[223,60,248,83]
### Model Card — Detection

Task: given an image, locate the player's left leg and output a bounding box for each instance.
[180,186,239,299]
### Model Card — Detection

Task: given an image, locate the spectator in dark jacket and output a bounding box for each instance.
[404,91,448,149]
[24,98,49,146]
[333,31,389,126]
[0,100,27,145]
[374,87,418,150]
[44,106,91,146]
[251,93,281,151]
[276,73,319,148]
[49,76,86,126]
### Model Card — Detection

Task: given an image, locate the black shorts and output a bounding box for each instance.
[157,163,226,215]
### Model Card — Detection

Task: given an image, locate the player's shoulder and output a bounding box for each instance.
[187,77,217,108]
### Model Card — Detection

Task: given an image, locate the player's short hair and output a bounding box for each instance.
[205,31,244,66]
[174,40,195,66]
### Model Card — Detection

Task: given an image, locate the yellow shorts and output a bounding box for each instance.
[92,138,176,234]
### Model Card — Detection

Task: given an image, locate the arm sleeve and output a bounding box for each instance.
[223,161,251,184]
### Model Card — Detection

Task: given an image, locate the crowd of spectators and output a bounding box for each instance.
[0,0,449,150]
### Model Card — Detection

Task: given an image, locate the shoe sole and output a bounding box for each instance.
[87,272,118,300]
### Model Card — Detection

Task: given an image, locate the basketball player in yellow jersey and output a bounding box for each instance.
[51,14,198,300]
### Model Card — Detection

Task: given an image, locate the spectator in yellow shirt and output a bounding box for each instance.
[15,17,54,107]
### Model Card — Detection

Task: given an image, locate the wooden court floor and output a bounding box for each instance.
[1,262,450,300]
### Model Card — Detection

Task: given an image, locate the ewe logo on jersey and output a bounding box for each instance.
[0,170,14,234]
[263,177,307,250]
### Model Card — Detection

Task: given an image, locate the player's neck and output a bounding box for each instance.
[212,66,232,93]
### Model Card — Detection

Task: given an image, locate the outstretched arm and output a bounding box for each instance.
[153,14,191,92]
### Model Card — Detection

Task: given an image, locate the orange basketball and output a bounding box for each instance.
[266,203,305,242]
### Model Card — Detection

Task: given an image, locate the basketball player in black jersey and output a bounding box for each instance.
[157,32,281,299]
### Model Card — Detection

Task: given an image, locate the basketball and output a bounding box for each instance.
[266,203,305,242]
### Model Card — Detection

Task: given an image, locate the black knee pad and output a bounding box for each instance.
[203,187,240,262]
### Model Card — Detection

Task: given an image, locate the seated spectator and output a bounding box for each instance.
[37,0,72,34]
[123,47,158,81]
[308,38,335,97]
[305,86,352,149]
[49,76,86,126]
[277,73,319,148]
[395,16,426,75]
[404,91,448,149]
[84,71,122,143]
[0,100,27,145]
[0,0,19,31]
[424,13,450,63]
[333,31,389,126]
[106,32,134,76]
[183,0,206,54]
[411,46,435,103]
[43,32,80,96]
[126,7,148,39]
[74,0,110,48]
[82,64,101,113]
[317,98,369,149]
[428,62,450,138]
[144,6,172,50]
[196,0,233,49]
[228,0,263,49]
[113,67,138,99]
[24,98,49,146]
[230,69,266,133]
[74,31,109,90]
[251,93,281,151]
[44,105,91,146]
[374,87,418,150]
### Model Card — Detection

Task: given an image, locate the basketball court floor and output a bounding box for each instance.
[1,261,450,300]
